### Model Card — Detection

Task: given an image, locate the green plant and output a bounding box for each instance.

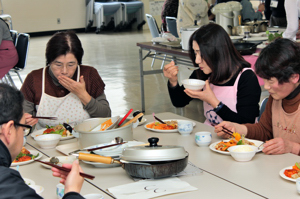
[266,30,283,42]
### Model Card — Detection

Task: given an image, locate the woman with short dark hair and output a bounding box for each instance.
[163,23,261,125]
[21,31,111,129]
[215,38,300,155]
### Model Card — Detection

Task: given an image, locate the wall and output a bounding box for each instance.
[2,0,155,33]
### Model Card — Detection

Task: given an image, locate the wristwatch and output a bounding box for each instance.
[213,102,224,112]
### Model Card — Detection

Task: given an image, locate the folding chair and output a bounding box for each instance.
[166,16,179,38]
[8,33,30,84]
[145,14,166,69]
[118,0,145,30]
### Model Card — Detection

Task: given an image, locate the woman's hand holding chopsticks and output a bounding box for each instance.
[213,121,248,139]
[24,113,39,126]
[52,160,84,194]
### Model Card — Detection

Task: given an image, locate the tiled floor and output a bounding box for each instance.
[12,30,268,123]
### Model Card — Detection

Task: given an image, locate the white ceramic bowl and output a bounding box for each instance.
[182,79,205,90]
[195,131,212,147]
[227,145,258,162]
[29,185,44,196]
[34,134,61,149]
[83,193,104,199]
[177,120,193,136]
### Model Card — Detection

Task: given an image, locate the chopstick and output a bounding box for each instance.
[35,160,95,180]
[211,122,234,137]
[32,116,58,120]
[87,142,127,152]
[154,116,166,124]
[118,109,133,127]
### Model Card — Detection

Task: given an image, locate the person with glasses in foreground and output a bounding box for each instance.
[0,83,85,198]
[163,23,261,126]
[215,38,300,155]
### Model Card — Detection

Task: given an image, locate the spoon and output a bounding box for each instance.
[112,136,123,144]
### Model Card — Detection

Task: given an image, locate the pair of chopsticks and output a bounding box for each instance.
[118,109,133,127]
[211,122,234,137]
[32,116,58,120]
[69,142,127,155]
[35,159,95,180]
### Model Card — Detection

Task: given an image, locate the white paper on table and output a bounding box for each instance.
[107,177,197,199]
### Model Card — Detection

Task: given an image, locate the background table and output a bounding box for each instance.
[137,42,264,113]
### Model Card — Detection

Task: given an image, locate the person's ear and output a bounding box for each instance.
[1,121,15,145]
[290,74,300,83]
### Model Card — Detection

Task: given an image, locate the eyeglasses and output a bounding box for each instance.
[14,122,33,137]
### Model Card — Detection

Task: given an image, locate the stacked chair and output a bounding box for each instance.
[85,0,145,33]
[166,16,179,38]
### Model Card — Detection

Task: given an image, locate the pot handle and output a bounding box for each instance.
[250,42,263,49]
[77,153,116,164]
[238,15,241,26]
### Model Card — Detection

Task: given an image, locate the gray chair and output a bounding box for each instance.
[258,97,268,122]
[10,29,17,45]
[7,33,30,84]
[145,14,166,68]
[166,16,179,38]
[118,0,145,30]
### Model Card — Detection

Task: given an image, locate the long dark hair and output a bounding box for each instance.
[255,38,300,84]
[188,23,250,84]
[45,30,84,66]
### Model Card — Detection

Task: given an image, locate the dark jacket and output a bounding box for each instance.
[0,140,84,199]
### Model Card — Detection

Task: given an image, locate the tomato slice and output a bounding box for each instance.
[43,128,54,134]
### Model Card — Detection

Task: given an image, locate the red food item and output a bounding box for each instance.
[284,169,298,178]
[43,128,54,134]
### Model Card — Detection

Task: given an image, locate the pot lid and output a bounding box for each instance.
[212,3,232,13]
[227,2,242,11]
[121,137,187,162]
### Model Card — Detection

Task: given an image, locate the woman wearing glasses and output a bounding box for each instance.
[215,38,300,155]
[0,84,85,198]
[21,31,111,128]
[163,23,261,125]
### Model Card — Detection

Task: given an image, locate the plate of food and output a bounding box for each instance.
[11,148,42,166]
[144,119,196,133]
[31,124,74,140]
[279,163,300,182]
[23,178,35,186]
[209,138,263,155]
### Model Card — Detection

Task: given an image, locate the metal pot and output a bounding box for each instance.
[77,137,189,179]
[230,25,253,36]
[74,117,134,148]
[180,20,200,51]
[233,42,262,55]
[243,20,268,33]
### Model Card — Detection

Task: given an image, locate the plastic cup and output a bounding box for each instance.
[56,183,65,199]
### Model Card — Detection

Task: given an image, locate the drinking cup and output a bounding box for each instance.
[177,120,193,136]
[56,183,65,199]
[195,131,212,146]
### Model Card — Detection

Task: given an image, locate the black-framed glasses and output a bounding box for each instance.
[14,122,33,137]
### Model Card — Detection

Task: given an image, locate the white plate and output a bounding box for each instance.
[144,119,196,133]
[31,128,74,141]
[23,178,35,186]
[56,142,80,156]
[279,166,297,182]
[250,33,267,37]
[243,37,268,41]
[11,150,43,166]
[127,116,147,126]
[209,139,264,155]
[40,156,76,169]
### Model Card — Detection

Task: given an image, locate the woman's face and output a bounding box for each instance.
[192,41,212,75]
[263,75,300,100]
[50,53,78,79]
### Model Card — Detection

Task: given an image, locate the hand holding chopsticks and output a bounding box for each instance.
[212,122,241,140]
[35,159,95,180]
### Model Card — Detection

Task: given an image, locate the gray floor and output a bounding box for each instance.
[13,30,268,123]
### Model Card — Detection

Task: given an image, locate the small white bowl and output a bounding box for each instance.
[34,134,61,149]
[195,131,212,147]
[177,120,193,136]
[227,145,258,162]
[29,185,44,196]
[182,79,205,90]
